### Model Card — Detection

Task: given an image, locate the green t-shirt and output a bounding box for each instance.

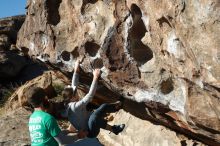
[28,110,61,146]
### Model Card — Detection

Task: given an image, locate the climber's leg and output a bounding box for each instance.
[87,111,107,138]
[87,103,125,138]
[93,102,122,117]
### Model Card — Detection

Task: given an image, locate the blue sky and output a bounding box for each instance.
[0,0,27,18]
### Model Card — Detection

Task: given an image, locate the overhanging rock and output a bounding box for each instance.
[17,0,220,145]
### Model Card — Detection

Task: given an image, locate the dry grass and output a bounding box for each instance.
[0,84,18,116]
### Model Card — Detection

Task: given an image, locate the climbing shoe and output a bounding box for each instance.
[112,124,125,135]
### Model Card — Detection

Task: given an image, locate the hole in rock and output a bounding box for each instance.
[180,140,187,146]
[85,41,100,57]
[46,0,62,25]
[21,47,29,55]
[85,0,98,4]
[128,4,153,65]
[193,142,198,146]
[61,51,71,61]
[157,16,172,28]
[41,54,50,61]
[81,0,98,14]
[130,4,146,39]
[92,58,103,69]
[160,78,174,95]
[160,68,166,74]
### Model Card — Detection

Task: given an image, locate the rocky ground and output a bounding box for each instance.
[0,108,31,146]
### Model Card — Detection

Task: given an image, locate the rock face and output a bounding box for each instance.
[0,15,50,84]
[0,15,25,48]
[0,50,27,80]
[0,15,26,80]
[17,0,220,145]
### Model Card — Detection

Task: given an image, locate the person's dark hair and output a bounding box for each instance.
[62,87,76,100]
[27,87,47,108]
[62,87,77,101]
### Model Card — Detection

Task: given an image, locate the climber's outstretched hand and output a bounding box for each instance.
[93,69,101,80]
[74,59,80,73]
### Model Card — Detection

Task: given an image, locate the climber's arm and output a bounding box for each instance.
[74,69,100,108]
[71,60,80,91]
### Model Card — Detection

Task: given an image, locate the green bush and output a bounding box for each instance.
[52,83,65,102]
[53,83,65,96]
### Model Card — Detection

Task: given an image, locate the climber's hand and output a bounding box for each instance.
[74,60,80,72]
[93,69,101,79]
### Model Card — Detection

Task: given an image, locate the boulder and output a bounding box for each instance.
[0,15,25,45]
[16,0,220,145]
[98,109,205,146]
[7,71,56,111]
[4,69,205,146]
[0,15,26,80]
[0,51,27,80]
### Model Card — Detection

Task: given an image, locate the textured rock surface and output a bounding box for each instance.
[0,108,31,146]
[4,70,205,146]
[17,0,220,145]
[0,15,25,48]
[0,50,27,79]
[98,109,205,146]
[0,16,26,80]
[7,71,56,111]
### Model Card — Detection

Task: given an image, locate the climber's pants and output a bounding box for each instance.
[87,103,118,138]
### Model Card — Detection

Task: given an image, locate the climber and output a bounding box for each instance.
[27,87,87,146]
[60,59,125,138]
